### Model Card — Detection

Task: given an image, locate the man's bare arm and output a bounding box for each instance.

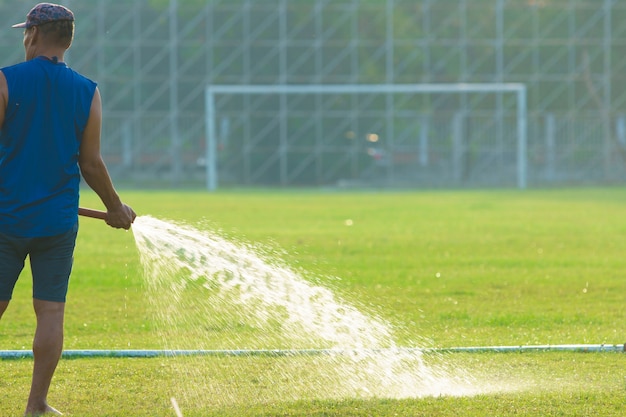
[0,71,7,128]
[78,87,135,229]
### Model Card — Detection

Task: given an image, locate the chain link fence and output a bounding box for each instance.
[0,0,624,188]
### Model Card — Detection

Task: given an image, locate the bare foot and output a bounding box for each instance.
[24,404,63,416]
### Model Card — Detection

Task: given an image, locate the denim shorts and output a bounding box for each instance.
[0,222,78,303]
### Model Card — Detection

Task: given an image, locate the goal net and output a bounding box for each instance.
[204,84,527,190]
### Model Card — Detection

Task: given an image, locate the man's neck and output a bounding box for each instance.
[38,55,64,64]
[28,46,66,63]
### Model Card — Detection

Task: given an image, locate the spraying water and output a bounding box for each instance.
[132,215,485,405]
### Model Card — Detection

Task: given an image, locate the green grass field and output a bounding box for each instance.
[2,188,626,416]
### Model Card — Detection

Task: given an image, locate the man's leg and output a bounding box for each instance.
[24,299,64,416]
[25,225,76,416]
[0,300,9,319]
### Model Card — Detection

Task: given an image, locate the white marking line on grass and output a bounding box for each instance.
[171,397,183,417]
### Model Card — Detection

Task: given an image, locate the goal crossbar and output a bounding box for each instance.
[205,83,528,190]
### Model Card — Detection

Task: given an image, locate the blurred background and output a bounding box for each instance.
[0,0,624,189]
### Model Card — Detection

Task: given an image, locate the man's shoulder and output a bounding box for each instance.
[1,60,41,78]
[68,66,97,85]
[1,60,30,72]
[0,68,6,92]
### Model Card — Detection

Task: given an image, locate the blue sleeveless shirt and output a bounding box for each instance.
[0,57,96,237]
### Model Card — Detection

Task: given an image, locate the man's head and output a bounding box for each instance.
[13,3,75,57]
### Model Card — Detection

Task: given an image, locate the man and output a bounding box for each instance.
[0,3,136,416]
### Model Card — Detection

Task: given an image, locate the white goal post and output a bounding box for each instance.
[204,83,527,191]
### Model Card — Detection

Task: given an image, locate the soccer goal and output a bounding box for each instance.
[204,83,527,190]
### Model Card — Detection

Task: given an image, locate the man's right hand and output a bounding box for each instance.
[106,204,136,230]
